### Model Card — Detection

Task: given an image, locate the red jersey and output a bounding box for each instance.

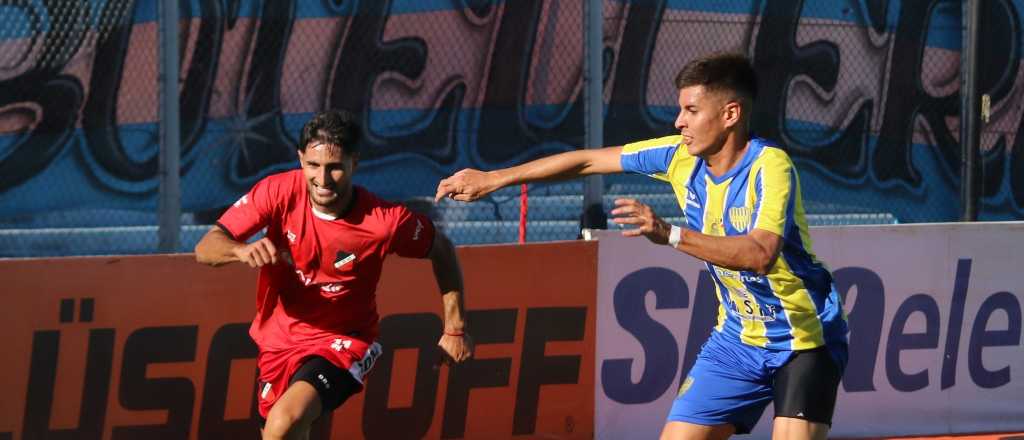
[217,170,435,351]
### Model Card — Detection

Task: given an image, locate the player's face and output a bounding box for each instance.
[298,143,357,211]
[674,85,732,158]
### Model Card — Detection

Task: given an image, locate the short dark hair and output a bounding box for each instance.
[298,109,362,153]
[674,52,757,103]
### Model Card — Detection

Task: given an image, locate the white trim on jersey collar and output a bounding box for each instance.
[311,206,338,221]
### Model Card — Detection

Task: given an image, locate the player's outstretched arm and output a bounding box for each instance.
[194,226,279,268]
[435,146,624,202]
[427,231,474,363]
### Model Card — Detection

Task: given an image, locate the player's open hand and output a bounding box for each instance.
[435,169,499,202]
[232,237,280,268]
[610,198,672,245]
[438,332,474,364]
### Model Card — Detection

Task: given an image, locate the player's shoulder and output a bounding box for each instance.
[351,187,405,219]
[353,188,431,232]
[353,186,391,209]
[622,134,682,153]
[250,169,304,203]
[752,138,793,165]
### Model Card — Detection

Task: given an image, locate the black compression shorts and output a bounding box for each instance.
[258,355,363,427]
[773,346,845,425]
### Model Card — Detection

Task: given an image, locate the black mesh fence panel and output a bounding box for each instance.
[2,1,1021,256]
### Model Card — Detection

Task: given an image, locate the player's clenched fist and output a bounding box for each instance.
[232,237,279,268]
[438,332,474,363]
[435,168,499,202]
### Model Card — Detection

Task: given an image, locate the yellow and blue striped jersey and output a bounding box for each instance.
[620,135,848,351]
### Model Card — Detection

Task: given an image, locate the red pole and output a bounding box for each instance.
[518,184,528,243]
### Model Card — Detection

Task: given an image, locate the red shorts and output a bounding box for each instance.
[255,335,382,418]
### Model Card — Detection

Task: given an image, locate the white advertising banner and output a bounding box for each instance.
[593,222,1024,439]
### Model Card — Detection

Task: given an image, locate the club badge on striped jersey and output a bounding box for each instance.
[729,206,752,232]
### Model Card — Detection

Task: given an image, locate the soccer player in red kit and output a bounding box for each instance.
[194,110,473,440]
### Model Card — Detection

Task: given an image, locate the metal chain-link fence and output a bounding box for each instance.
[604,0,962,227]
[2,1,1019,256]
[0,0,166,257]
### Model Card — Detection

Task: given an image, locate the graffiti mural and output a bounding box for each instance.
[0,0,1022,228]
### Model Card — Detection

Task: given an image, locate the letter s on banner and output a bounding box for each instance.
[602,267,688,404]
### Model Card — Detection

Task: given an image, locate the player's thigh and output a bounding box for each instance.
[263,355,362,437]
[263,380,321,439]
[660,420,735,440]
[772,345,844,426]
[771,416,828,440]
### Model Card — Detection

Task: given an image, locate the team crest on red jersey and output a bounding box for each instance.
[334,249,355,269]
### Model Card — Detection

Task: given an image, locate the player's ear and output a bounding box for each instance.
[723,101,742,128]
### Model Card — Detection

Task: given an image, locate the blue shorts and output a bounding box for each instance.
[667,333,847,434]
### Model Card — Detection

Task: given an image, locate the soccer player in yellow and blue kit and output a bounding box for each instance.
[435,52,848,440]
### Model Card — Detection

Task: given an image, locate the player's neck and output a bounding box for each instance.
[312,187,357,219]
[703,133,750,178]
